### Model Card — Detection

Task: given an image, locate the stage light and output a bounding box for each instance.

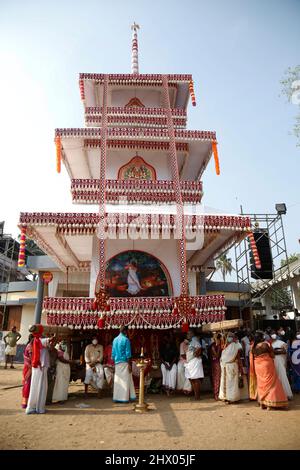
[275,203,287,215]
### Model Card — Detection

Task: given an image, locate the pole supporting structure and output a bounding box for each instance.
[34,272,44,324]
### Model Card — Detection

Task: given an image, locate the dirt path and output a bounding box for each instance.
[0,365,299,450]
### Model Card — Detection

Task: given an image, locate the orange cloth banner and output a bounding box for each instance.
[212,141,220,175]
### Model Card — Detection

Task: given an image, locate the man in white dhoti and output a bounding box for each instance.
[112,326,136,403]
[271,331,293,400]
[177,337,192,394]
[219,332,242,404]
[52,341,73,403]
[26,325,55,415]
[126,261,142,295]
[160,334,178,395]
[184,330,203,400]
[84,336,104,398]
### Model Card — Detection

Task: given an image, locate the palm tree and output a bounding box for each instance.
[216,253,235,281]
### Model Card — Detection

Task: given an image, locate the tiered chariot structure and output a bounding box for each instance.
[17,25,258,355]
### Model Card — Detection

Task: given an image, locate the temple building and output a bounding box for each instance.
[16,25,258,356]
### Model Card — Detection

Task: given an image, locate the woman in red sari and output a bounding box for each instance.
[209,333,223,400]
[21,334,34,409]
[250,331,288,410]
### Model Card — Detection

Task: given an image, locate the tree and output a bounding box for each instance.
[216,253,235,281]
[280,253,299,267]
[280,66,300,146]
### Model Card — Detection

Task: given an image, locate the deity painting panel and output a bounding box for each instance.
[125,97,145,108]
[105,250,171,297]
[118,156,156,180]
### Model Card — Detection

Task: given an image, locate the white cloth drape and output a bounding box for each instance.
[219,342,240,402]
[26,367,48,414]
[272,340,293,399]
[113,362,136,403]
[52,352,71,402]
[177,361,192,391]
[161,363,177,390]
[84,364,104,390]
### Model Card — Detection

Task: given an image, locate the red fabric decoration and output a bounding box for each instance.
[31,324,44,368]
[97,316,106,329]
[181,322,189,333]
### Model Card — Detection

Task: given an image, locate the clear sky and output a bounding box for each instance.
[0,0,299,274]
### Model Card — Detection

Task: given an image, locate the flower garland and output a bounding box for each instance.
[189,80,196,106]
[248,232,262,270]
[17,226,27,267]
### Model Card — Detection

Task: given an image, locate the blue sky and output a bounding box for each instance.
[0,0,299,270]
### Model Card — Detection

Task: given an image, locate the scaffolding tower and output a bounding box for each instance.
[234,209,294,328]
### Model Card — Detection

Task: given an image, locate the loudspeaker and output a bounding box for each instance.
[249,230,273,280]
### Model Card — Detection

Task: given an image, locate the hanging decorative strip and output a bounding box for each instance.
[248,232,262,270]
[97,75,109,294]
[212,141,220,176]
[85,106,186,117]
[71,179,203,205]
[55,136,62,174]
[162,75,187,294]
[56,127,216,142]
[189,80,196,106]
[17,226,27,267]
[79,79,85,101]
[79,73,193,86]
[19,212,251,232]
[43,294,226,329]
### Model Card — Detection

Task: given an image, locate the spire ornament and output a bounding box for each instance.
[131,22,140,74]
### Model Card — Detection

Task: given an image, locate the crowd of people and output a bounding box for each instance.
[159,326,300,409]
[1,322,300,414]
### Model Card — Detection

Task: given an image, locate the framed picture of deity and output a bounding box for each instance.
[105,250,172,297]
[118,156,156,180]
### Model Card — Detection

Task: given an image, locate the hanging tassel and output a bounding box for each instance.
[248,232,262,269]
[172,302,179,316]
[55,136,61,173]
[189,80,196,106]
[18,226,27,267]
[97,315,106,329]
[212,141,220,175]
[79,79,85,101]
[181,321,189,333]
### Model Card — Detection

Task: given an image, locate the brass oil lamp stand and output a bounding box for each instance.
[133,348,149,413]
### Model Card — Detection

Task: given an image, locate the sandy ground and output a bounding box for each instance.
[0,364,299,450]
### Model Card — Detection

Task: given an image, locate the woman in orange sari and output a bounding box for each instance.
[250,331,288,410]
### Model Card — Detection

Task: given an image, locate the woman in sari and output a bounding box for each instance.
[288,330,300,393]
[219,332,243,404]
[21,334,34,409]
[250,331,288,410]
[209,333,223,400]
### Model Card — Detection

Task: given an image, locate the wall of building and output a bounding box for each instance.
[19,304,35,343]
[110,89,162,108]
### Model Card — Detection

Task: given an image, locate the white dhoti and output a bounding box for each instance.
[274,355,293,399]
[184,357,204,380]
[5,345,17,356]
[177,361,192,391]
[26,367,48,414]
[161,363,177,390]
[52,362,71,402]
[219,361,240,402]
[113,362,136,403]
[104,366,114,386]
[84,364,104,390]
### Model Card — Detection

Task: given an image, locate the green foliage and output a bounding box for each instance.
[216,253,235,281]
[280,253,299,267]
[270,286,292,310]
[280,66,300,146]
